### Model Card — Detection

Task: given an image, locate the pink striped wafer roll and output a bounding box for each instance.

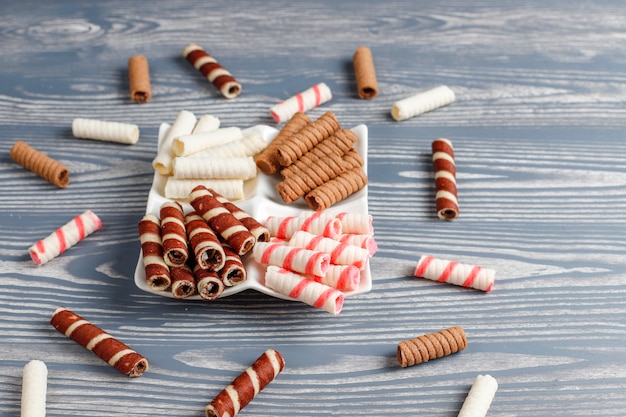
[182,43,241,99]
[270,82,332,123]
[29,210,102,265]
[332,211,374,234]
[289,230,370,270]
[253,241,330,277]
[138,214,171,291]
[264,266,344,315]
[309,264,361,292]
[264,211,342,240]
[414,255,495,292]
[338,233,378,256]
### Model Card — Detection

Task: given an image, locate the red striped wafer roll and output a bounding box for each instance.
[309,264,361,292]
[219,245,247,286]
[264,211,342,240]
[138,213,171,291]
[29,210,102,266]
[182,43,241,99]
[193,264,225,300]
[205,348,285,417]
[337,233,378,256]
[264,266,344,315]
[160,201,189,267]
[50,307,149,377]
[189,185,256,255]
[288,230,370,270]
[170,264,197,299]
[184,212,226,271]
[432,138,459,220]
[331,211,374,234]
[253,241,330,277]
[269,82,332,124]
[414,255,495,292]
[206,188,270,243]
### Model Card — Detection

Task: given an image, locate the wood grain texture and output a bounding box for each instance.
[1,1,626,416]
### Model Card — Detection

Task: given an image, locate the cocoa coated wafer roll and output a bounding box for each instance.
[21,360,47,417]
[182,43,241,99]
[397,326,467,368]
[205,348,285,417]
[170,264,197,299]
[304,166,368,211]
[255,112,311,174]
[275,111,341,167]
[353,46,378,99]
[252,241,330,276]
[50,307,149,377]
[160,201,189,267]
[269,82,332,124]
[10,140,69,188]
[189,185,256,256]
[184,211,225,271]
[432,138,459,220]
[414,255,495,292]
[193,264,225,301]
[128,54,151,103]
[219,245,247,286]
[138,213,171,291]
[206,188,270,243]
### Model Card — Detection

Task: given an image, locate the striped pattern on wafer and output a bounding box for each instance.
[414,255,495,292]
[219,245,247,286]
[160,201,189,267]
[269,82,332,124]
[252,241,330,277]
[206,188,270,243]
[138,214,171,291]
[432,138,459,220]
[304,166,368,211]
[288,230,370,270]
[182,43,241,99]
[193,264,225,300]
[170,264,196,299]
[264,211,342,240]
[256,112,311,174]
[10,140,70,188]
[184,212,225,271]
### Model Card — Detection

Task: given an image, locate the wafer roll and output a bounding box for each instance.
[397,326,467,368]
[332,211,374,234]
[164,178,244,201]
[269,82,332,124]
[432,138,459,220]
[192,129,266,159]
[138,213,171,291]
[192,114,221,134]
[184,212,225,271]
[72,118,140,145]
[219,245,247,286]
[160,201,189,267]
[458,375,498,417]
[253,241,330,276]
[255,112,311,174]
[264,211,343,240]
[173,156,257,180]
[391,85,455,121]
[172,126,243,157]
[50,307,149,377]
[10,140,69,188]
[153,110,197,175]
[128,54,151,103]
[304,167,368,211]
[170,264,197,299]
[353,46,378,99]
[338,233,378,256]
[29,210,102,266]
[205,349,285,417]
[288,230,370,270]
[309,264,361,292]
[21,360,47,417]
[182,43,241,99]
[206,188,270,243]
[414,255,495,292]
[193,264,225,300]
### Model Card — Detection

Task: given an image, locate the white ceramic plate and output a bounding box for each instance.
[134,123,371,301]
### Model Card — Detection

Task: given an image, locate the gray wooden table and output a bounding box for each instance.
[1,1,625,416]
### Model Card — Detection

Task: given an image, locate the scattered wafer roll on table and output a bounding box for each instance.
[50,306,149,377]
[128,54,151,103]
[397,326,467,367]
[457,375,498,417]
[269,82,332,124]
[255,112,311,174]
[72,118,140,145]
[182,43,242,99]
[159,201,189,267]
[432,138,459,220]
[21,360,47,417]
[353,46,378,99]
[138,213,171,291]
[414,255,495,292]
[10,140,69,188]
[391,85,455,121]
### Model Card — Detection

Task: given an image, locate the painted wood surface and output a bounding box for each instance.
[1,1,625,416]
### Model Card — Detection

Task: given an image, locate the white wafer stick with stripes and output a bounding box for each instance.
[252,241,330,277]
[264,212,342,240]
[414,255,495,292]
[270,82,332,123]
[288,230,370,270]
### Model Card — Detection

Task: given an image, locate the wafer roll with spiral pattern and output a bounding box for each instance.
[160,201,189,267]
[10,140,69,188]
[205,188,270,243]
[305,166,368,211]
[138,213,171,291]
[219,245,247,286]
[184,211,225,271]
[264,211,343,240]
[182,43,241,99]
[397,326,467,367]
[432,138,459,220]
[414,255,495,292]
[255,112,311,174]
[193,264,225,300]
[170,264,197,299]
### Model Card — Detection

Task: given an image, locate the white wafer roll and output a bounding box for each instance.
[192,114,221,134]
[172,126,243,157]
[270,82,333,123]
[172,156,257,180]
[191,129,267,158]
[391,85,455,121]
[264,265,344,315]
[164,178,244,201]
[253,241,330,277]
[457,375,498,417]
[153,110,197,175]
[264,212,342,240]
[21,360,47,417]
[288,230,370,270]
[72,118,140,145]
[414,255,495,292]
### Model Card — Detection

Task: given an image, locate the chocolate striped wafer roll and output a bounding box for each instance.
[206,187,270,243]
[264,211,343,240]
[255,112,311,174]
[304,166,368,211]
[269,82,332,124]
[184,211,225,271]
[160,201,189,267]
[138,213,171,291]
[182,43,241,99]
[10,140,69,188]
[189,185,256,256]
[170,264,197,299]
[253,241,330,277]
[128,54,151,103]
[205,348,285,417]
[50,307,149,377]
[288,230,370,270]
[193,264,225,301]
[397,326,467,368]
[219,245,247,286]
[432,138,459,220]
[414,255,495,292]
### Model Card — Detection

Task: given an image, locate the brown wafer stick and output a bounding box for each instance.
[219,245,247,286]
[50,306,149,377]
[397,326,467,368]
[128,55,151,103]
[206,188,270,243]
[10,140,69,188]
[205,348,285,417]
[138,214,171,291]
[160,201,189,267]
[304,167,368,211]
[193,264,225,300]
[275,111,341,167]
[255,112,311,174]
[184,211,226,271]
[353,46,378,99]
[432,138,459,220]
[170,264,196,299]
[342,148,365,169]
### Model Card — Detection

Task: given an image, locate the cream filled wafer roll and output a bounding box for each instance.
[253,241,330,276]
[164,178,244,201]
[138,213,171,291]
[182,43,241,99]
[29,210,102,266]
[173,156,257,180]
[184,212,225,271]
[192,114,221,134]
[172,126,243,157]
[305,166,368,211]
[331,211,374,234]
[219,245,247,286]
[205,348,285,417]
[205,188,270,243]
[391,85,455,121]
[189,185,256,255]
[192,129,267,159]
[264,211,342,240]
[432,138,459,220]
[353,46,378,99]
[153,110,197,175]
[170,264,197,299]
[21,360,47,417]
[457,375,498,417]
[397,326,467,368]
[255,112,311,174]
[128,54,151,103]
[193,264,225,300]
[50,306,149,377]
[72,118,139,145]
[338,233,378,256]
[264,266,344,315]
[309,264,361,292]
[414,255,495,292]
[160,201,189,267]
[10,140,69,188]
[288,230,370,270]
[270,82,332,124]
